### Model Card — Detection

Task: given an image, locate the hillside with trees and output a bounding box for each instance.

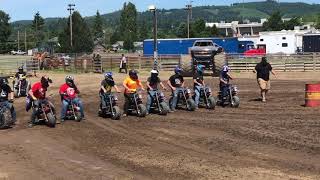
[2,0,320,53]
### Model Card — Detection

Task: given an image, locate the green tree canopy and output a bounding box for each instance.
[93,10,104,41]
[119,2,137,51]
[32,12,45,46]
[138,20,149,41]
[283,17,302,30]
[176,22,188,38]
[58,11,94,53]
[315,13,320,29]
[0,10,11,53]
[263,11,283,31]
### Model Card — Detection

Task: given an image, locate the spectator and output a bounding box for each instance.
[119,54,127,74]
[253,57,276,102]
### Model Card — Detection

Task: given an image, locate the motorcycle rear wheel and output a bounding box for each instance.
[186,98,196,111]
[47,113,56,128]
[0,109,12,129]
[137,104,147,117]
[207,96,216,109]
[111,106,121,120]
[159,102,170,115]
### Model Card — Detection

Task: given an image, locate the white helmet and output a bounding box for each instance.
[151,69,159,74]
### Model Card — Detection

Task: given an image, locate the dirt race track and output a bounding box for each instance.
[0,72,319,180]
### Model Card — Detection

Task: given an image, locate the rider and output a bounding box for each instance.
[167,67,185,111]
[59,75,85,121]
[14,66,27,88]
[0,77,16,123]
[146,69,167,114]
[122,70,145,116]
[27,76,54,127]
[219,64,234,105]
[100,72,121,112]
[193,64,206,108]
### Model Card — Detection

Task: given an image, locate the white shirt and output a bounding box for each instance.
[121,56,127,63]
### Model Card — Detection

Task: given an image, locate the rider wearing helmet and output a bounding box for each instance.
[146,69,167,114]
[59,75,84,121]
[220,64,233,104]
[28,76,54,127]
[15,66,27,79]
[122,70,145,116]
[0,77,16,123]
[167,66,185,111]
[14,66,27,88]
[193,64,206,108]
[100,72,121,111]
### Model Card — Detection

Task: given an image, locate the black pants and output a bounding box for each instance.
[123,93,133,114]
[119,63,127,74]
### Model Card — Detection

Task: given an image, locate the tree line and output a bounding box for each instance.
[1,1,320,54]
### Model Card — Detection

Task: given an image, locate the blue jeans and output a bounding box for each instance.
[170,87,183,110]
[100,93,111,109]
[194,85,203,107]
[220,84,229,102]
[146,90,157,112]
[0,101,16,122]
[61,98,84,119]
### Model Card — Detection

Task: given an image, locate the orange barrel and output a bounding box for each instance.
[305,84,320,107]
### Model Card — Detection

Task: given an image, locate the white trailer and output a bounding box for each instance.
[257,31,298,54]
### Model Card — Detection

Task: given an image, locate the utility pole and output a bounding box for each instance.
[68,4,75,49]
[149,5,158,70]
[17,31,20,50]
[185,1,193,38]
[35,11,39,47]
[24,30,27,52]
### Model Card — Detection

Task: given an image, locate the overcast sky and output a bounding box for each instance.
[0,0,319,21]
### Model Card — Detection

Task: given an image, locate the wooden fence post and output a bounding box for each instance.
[138,56,142,71]
[313,53,316,71]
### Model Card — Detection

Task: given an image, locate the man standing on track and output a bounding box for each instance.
[253,57,276,102]
[119,54,128,74]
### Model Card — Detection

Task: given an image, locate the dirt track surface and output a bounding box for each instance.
[0,72,319,180]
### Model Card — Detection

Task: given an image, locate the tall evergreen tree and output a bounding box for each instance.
[283,17,302,30]
[58,11,94,53]
[93,11,104,41]
[176,22,187,38]
[263,11,284,31]
[192,19,206,37]
[139,20,149,40]
[32,12,45,46]
[315,13,320,29]
[0,10,11,53]
[119,2,137,51]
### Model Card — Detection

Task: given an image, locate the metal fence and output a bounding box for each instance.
[0,55,27,76]
[226,53,320,72]
[21,54,182,74]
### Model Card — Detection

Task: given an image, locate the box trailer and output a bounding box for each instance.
[303,34,320,53]
[257,31,297,54]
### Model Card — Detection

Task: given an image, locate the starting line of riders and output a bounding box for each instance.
[0,64,240,129]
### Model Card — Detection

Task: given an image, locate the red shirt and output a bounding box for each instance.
[59,83,77,99]
[31,82,47,99]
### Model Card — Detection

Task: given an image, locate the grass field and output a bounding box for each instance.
[0,55,30,75]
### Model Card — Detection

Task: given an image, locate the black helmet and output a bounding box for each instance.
[65,75,74,86]
[41,76,52,88]
[18,66,23,72]
[65,75,74,82]
[129,69,138,80]
[0,77,5,87]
